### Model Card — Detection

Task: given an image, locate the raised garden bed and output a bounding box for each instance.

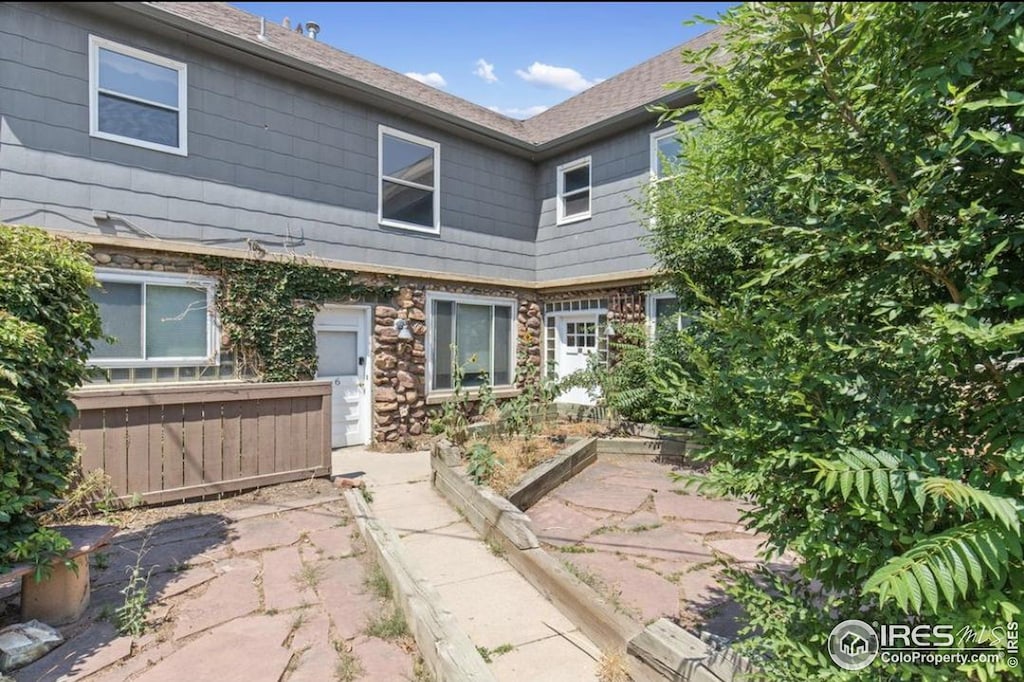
[430,426,756,682]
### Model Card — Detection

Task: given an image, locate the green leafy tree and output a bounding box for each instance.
[645,3,1024,679]
[1,226,103,572]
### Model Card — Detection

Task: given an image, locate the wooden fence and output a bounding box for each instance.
[70,381,332,504]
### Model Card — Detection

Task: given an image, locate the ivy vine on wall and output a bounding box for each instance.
[203,255,396,382]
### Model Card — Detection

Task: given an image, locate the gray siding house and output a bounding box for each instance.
[0,1,717,446]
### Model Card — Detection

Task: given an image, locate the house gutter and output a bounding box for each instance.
[102,3,698,159]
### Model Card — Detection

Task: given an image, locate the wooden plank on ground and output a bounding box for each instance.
[431,454,539,549]
[627,618,725,682]
[129,467,330,506]
[344,490,496,682]
[509,438,597,511]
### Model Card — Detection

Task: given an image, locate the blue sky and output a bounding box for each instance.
[231,2,735,118]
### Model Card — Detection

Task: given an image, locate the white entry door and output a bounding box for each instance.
[315,306,371,448]
[554,314,600,405]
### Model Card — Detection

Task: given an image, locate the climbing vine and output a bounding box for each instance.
[203,255,396,382]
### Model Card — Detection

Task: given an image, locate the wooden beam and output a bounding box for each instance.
[344,490,496,682]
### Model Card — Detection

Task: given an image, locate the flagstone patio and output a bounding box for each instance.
[527,455,798,639]
[2,479,421,682]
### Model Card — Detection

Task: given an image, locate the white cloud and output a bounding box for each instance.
[405,71,447,88]
[487,104,550,119]
[514,62,599,93]
[473,58,498,84]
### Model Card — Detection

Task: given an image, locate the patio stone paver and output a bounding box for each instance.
[5,479,419,682]
[305,525,356,558]
[141,613,295,682]
[653,490,748,524]
[172,558,261,640]
[528,498,612,546]
[260,546,308,613]
[554,480,652,514]
[229,515,303,554]
[583,525,714,562]
[351,635,416,680]
[313,557,380,641]
[536,455,797,641]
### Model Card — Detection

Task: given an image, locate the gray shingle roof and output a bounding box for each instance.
[144,2,721,147]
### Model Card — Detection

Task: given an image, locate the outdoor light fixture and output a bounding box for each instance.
[606,322,616,336]
[393,318,414,341]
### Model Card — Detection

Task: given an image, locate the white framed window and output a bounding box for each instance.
[650,128,683,180]
[556,156,591,225]
[646,292,690,338]
[88,36,188,156]
[378,125,441,234]
[426,292,516,392]
[89,269,218,367]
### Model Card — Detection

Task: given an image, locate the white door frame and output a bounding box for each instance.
[549,310,605,406]
[315,305,372,447]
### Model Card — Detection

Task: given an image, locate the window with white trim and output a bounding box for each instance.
[88,36,188,155]
[650,128,683,180]
[379,126,440,233]
[428,294,515,391]
[647,293,690,338]
[89,270,217,367]
[556,156,591,224]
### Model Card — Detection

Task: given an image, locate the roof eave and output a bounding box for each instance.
[530,86,700,160]
[110,2,537,157]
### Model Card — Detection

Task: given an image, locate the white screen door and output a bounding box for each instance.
[315,307,370,447]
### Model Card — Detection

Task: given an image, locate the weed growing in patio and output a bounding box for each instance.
[558,545,595,554]
[485,537,505,557]
[365,604,408,640]
[292,562,325,591]
[363,565,392,600]
[597,651,629,682]
[333,641,364,682]
[476,643,515,663]
[116,542,153,637]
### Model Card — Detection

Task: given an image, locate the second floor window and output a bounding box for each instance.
[556,156,592,225]
[88,36,188,155]
[379,126,441,234]
[650,128,683,180]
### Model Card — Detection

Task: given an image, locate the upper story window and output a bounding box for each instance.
[88,36,188,156]
[428,293,515,392]
[378,126,441,234]
[650,128,683,180]
[556,156,592,225]
[89,270,217,367]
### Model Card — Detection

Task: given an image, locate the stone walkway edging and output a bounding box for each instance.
[342,488,496,682]
[429,438,745,682]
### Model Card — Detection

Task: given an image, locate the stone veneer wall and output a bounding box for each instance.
[79,243,648,443]
[371,282,542,443]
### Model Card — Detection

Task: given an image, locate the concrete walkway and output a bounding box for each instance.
[333,448,601,682]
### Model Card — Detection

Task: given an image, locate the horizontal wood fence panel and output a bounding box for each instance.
[70,381,332,504]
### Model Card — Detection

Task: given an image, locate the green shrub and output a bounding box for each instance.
[0,225,102,573]
[560,322,695,427]
[466,442,498,485]
[646,3,1024,679]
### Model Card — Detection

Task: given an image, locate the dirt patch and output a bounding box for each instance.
[472,419,610,495]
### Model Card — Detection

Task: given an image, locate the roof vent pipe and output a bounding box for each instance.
[257,16,267,41]
[282,16,291,29]
[306,22,320,40]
